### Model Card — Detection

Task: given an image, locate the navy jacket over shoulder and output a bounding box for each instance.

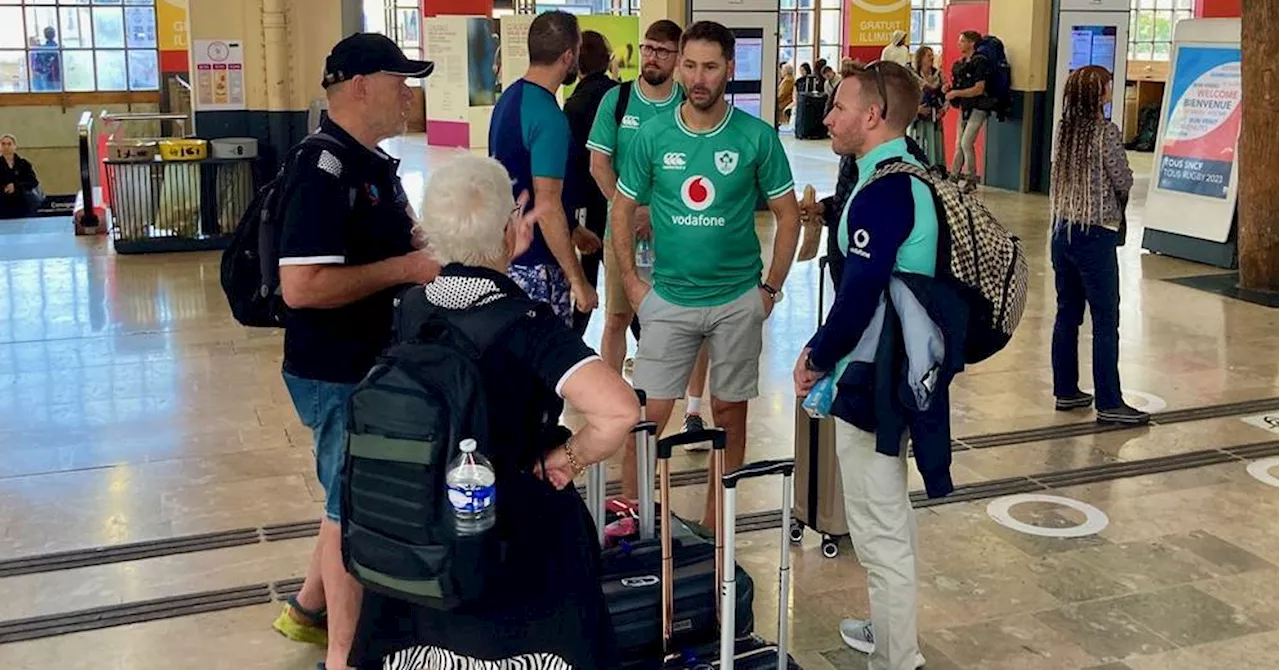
[806,154,966,499]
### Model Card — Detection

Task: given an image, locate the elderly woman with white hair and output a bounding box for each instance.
[349,154,638,670]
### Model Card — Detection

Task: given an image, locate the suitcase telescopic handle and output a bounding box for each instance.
[721,459,796,489]
[630,420,658,436]
[721,458,797,670]
[656,428,726,459]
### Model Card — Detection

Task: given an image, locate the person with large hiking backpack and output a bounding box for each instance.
[254,33,439,670]
[347,154,639,670]
[945,30,1000,192]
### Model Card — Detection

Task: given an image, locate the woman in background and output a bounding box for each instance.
[909,46,946,168]
[0,134,42,219]
[777,63,796,123]
[1048,65,1147,427]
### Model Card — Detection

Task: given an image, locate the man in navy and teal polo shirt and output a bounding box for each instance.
[490,10,598,325]
[794,62,941,670]
[610,21,801,528]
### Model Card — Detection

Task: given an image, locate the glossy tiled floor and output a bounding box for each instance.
[0,135,1275,670]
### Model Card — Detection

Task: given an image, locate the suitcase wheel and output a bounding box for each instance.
[789,519,805,544]
[821,535,840,559]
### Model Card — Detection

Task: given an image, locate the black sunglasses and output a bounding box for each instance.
[855,61,890,120]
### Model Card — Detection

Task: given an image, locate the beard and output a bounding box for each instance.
[642,66,670,86]
[562,64,579,86]
[688,80,726,111]
[832,130,865,157]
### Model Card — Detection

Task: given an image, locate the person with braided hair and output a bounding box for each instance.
[1049,65,1148,426]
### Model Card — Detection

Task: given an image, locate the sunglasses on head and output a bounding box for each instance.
[854,61,890,120]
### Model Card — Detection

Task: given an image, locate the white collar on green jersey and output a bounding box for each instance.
[675,103,734,138]
[637,81,681,106]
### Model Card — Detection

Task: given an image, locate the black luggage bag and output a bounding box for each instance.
[657,437,802,669]
[793,93,830,140]
[588,409,754,667]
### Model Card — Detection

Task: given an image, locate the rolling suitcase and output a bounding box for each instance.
[591,424,755,667]
[658,450,802,669]
[793,92,830,140]
[790,256,850,559]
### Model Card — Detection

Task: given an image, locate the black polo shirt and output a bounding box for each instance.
[278,119,415,383]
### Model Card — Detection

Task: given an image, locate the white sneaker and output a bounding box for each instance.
[839,619,926,668]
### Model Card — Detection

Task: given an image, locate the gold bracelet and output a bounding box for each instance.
[563,436,586,476]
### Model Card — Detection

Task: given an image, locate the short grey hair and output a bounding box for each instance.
[419,154,514,267]
[0,134,15,144]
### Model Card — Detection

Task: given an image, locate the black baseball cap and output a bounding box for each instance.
[322,33,434,88]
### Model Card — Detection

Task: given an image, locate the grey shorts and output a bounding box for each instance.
[632,287,765,403]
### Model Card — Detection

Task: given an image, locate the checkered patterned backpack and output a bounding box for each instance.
[868,160,1030,364]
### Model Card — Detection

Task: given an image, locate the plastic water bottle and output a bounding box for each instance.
[445,438,496,535]
[635,238,654,269]
[802,374,837,419]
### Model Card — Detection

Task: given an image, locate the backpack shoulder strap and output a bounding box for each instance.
[614,81,634,127]
[283,132,358,208]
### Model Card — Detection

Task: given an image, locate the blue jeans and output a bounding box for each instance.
[1050,224,1122,409]
[283,372,358,522]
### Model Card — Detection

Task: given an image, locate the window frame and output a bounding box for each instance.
[0,0,162,96]
[1128,0,1194,63]
[779,0,841,72]
[910,0,945,63]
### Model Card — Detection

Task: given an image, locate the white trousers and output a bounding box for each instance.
[833,418,920,670]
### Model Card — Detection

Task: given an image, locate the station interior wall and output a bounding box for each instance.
[0,0,1246,198]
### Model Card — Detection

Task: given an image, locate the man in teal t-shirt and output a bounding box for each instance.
[610,20,800,527]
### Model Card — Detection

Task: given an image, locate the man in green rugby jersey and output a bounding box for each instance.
[610,20,800,527]
[587,19,713,505]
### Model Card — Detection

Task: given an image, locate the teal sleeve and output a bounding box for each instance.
[756,129,796,200]
[524,97,570,179]
[893,179,940,277]
[615,125,652,202]
[586,87,620,156]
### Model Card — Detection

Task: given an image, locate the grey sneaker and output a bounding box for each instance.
[683,413,710,450]
[839,619,926,667]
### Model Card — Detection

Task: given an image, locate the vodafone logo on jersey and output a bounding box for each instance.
[674,175,726,227]
[680,175,715,211]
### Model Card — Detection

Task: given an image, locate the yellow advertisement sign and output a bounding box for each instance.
[157,0,189,52]
[564,15,640,97]
[847,0,911,48]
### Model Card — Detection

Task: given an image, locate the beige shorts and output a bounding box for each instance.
[603,237,633,316]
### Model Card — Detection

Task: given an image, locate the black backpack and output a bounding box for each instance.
[341,285,538,610]
[219,132,354,328]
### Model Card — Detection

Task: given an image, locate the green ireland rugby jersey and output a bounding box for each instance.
[616,105,795,307]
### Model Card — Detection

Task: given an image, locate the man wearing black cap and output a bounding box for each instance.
[272,32,438,670]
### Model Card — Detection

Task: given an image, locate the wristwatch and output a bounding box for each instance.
[760,283,784,303]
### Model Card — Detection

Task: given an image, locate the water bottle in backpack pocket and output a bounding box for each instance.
[341,291,534,610]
